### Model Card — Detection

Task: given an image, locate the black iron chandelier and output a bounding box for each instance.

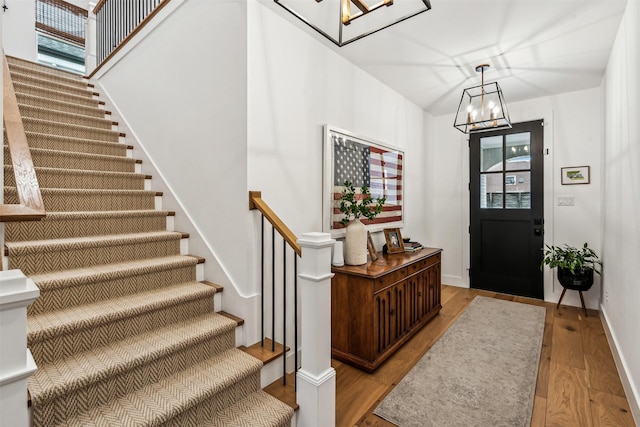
[453,64,512,134]
[274,0,432,47]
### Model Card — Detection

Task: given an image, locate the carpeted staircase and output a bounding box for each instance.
[3,56,294,427]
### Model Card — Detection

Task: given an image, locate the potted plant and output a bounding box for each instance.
[540,242,602,315]
[338,181,386,265]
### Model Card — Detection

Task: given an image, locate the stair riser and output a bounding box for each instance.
[13,82,99,108]
[5,133,127,157]
[18,105,113,130]
[7,57,85,81]
[166,371,262,426]
[22,118,120,143]
[6,213,166,242]
[4,188,155,211]
[9,236,182,275]
[16,93,106,118]
[4,168,144,190]
[32,329,236,425]
[29,294,216,365]
[9,64,89,89]
[10,72,93,98]
[28,264,196,315]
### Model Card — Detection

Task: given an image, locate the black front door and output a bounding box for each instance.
[469,120,544,299]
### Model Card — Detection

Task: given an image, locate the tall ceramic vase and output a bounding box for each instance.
[344,218,367,265]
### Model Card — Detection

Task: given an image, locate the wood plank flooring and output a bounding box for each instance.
[266,285,636,426]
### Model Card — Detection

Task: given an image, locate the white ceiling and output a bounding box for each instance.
[71,0,628,117]
[266,0,629,117]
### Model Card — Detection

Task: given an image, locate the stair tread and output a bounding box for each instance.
[59,348,263,427]
[28,281,217,343]
[8,57,86,81]
[27,210,172,221]
[16,93,106,117]
[12,81,100,106]
[20,132,127,154]
[17,104,113,125]
[16,146,135,163]
[6,231,185,254]
[28,254,198,290]
[207,390,295,427]
[4,186,158,196]
[5,165,146,179]
[10,70,93,96]
[21,117,120,136]
[29,312,237,403]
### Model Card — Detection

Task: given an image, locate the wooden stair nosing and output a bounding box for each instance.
[218,311,243,326]
[240,338,290,365]
[201,280,224,293]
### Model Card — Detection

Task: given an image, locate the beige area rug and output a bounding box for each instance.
[373,296,546,427]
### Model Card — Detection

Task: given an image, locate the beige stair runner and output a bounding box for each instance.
[4,56,293,427]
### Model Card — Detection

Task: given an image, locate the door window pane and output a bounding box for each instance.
[506,171,531,209]
[480,136,503,172]
[506,133,530,171]
[480,173,503,209]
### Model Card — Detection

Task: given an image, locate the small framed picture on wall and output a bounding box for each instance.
[561,166,590,185]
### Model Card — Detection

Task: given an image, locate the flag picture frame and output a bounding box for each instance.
[322,125,404,237]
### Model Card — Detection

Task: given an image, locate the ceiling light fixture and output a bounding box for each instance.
[274,0,432,47]
[454,64,512,134]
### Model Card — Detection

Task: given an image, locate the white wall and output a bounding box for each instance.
[247,2,426,252]
[2,0,36,61]
[428,87,604,310]
[92,0,254,326]
[602,0,640,420]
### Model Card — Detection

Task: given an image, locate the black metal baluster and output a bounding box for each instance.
[282,239,287,385]
[271,227,275,352]
[294,255,298,390]
[261,216,264,347]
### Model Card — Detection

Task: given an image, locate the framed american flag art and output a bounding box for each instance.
[322,125,404,237]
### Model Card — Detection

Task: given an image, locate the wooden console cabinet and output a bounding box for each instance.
[331,248,442,372]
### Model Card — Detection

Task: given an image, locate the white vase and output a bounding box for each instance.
[344,218,367,265]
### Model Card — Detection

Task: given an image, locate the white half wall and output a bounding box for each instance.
[602,0,640,420]
[2,0,36,61]
[428,87,604,310]
[247,2,426,251]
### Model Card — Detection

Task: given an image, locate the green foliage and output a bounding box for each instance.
[540,242,601,274]
[338,181,386,227]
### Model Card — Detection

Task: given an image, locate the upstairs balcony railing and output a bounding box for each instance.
[91,0,171,75]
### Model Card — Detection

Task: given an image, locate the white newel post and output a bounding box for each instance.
[85,2,98,74]
[296,233,336,427]
[0,270,40,427]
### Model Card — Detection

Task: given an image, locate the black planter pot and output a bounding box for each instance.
[557,267,594,291]
[556,267,594,316]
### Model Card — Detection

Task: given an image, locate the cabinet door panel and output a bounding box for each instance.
[375,287,397,355]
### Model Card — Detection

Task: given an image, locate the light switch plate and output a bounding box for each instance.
[557,196,575,206]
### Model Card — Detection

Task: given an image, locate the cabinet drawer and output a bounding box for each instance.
[374,267,407,293]
[408,260,424,275]
[424,253,441,268]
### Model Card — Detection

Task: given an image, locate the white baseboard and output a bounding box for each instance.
[599,305,640,424]
[441,275,469,288]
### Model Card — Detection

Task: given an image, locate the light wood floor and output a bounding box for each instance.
[329,285,636,427]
